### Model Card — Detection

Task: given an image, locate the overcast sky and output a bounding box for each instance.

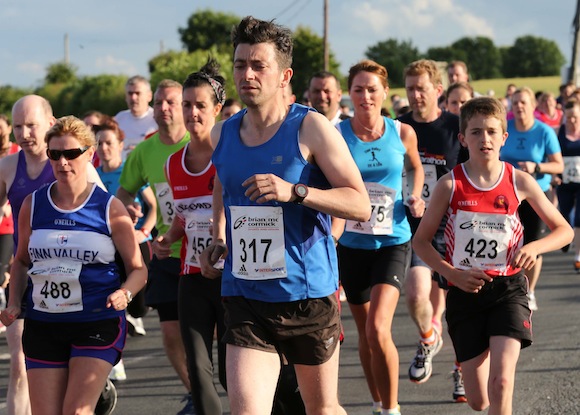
[0,0,576,88]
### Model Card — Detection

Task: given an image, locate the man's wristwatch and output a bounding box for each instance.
[534,163,541,175]
[292,183,309,204]
[121,288,133,303]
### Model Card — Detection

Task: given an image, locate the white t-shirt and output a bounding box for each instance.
[114,107,158,161]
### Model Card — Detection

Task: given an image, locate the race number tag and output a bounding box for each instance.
[346,182,395,235]
[402,164,436,207]
[29,259,83,313]
[180,195,220,268]
[229,206,287,280]
[563,156,580,184]
[155,182,175,225]
[452,210,511,271]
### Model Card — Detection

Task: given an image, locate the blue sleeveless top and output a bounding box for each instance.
[213,104,338,302]
[7,152,54,250]
[26,183,122,322]
[338,117,411,249]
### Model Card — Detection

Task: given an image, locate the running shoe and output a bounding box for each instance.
[109,359,127,382]
[176,394,196,415]
[527,291,538,311]
[408,329,443,383]
[126,315,146,336]
[574,261,580,273]
[95,378,118,415]
[452,367,467,403]
[372,409,382,415]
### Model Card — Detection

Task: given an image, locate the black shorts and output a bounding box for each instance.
[338,242,410,305]
[223,294,341,365]
[410,229,448,288]
[446,272,533,362]
[519,198,546,243]
[23,316,126,369]
[155,301,179,322]
[146,256,180,308]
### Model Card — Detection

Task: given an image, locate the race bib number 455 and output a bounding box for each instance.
[229,206,287,280]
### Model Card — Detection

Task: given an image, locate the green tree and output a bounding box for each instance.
[425,46,465,65]
[502,35,565,78]
[291,26,342,96]
[45,62,78,85]
[51,75,127,117]
[178,9,240,54]
[450,37,501,80]
[0,85,33,119]
[365,39,422,87]
[148,48,237,101]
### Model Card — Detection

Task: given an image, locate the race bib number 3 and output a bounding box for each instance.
[230,206,287,280]
[29,260,83,313]
[346,182,395,235]
[403,164,436,207]
[155,182,175,225]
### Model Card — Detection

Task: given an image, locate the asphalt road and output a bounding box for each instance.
[1,250,579,414]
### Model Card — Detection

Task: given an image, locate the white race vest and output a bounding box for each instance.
[346,182,395,235]
[29,259,83,313]
[229,206,287,280]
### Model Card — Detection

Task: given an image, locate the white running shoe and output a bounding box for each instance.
[126,315,146,336]
[109,359,127,381]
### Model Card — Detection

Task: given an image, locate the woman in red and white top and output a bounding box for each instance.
[152,59,226,415]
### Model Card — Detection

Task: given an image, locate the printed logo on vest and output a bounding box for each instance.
[459,258,472,268]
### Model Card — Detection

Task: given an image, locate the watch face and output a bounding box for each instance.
[295,184,308,197]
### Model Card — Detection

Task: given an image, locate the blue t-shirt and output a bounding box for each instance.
[501,119,561,191]
[97,162,151,239]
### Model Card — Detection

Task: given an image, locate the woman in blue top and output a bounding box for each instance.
[0,116,147,415]
[336,60,424,415]
[500,87,563,310]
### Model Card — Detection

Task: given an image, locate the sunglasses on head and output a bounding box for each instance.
[47,147,90,161]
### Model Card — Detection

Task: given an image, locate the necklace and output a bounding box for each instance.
[355,117,384,138]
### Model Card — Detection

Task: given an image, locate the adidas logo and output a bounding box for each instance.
[353,222,364,230]
[238,264,248,275]
[459,258,471,267]
[40,300,48,309]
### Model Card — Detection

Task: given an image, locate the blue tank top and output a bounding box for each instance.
[26,183,122,322]
[213,104,338,302]
[338,117,411,249]
[7,152,54,250]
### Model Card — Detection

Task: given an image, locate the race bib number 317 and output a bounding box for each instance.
[230,206,287,280]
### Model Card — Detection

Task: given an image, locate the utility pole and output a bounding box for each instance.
[64,33,70,64]
[569,0,580,85]
[323,0,329,71]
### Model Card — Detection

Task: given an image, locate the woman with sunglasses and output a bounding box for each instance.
[0,116,147,415]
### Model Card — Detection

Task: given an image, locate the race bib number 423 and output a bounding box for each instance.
[229,206,287,280]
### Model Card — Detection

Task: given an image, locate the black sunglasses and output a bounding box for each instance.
[47,147,90,161]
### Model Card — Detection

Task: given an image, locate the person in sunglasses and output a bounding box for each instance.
[0,115,148,415]
[0,95,111,415]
